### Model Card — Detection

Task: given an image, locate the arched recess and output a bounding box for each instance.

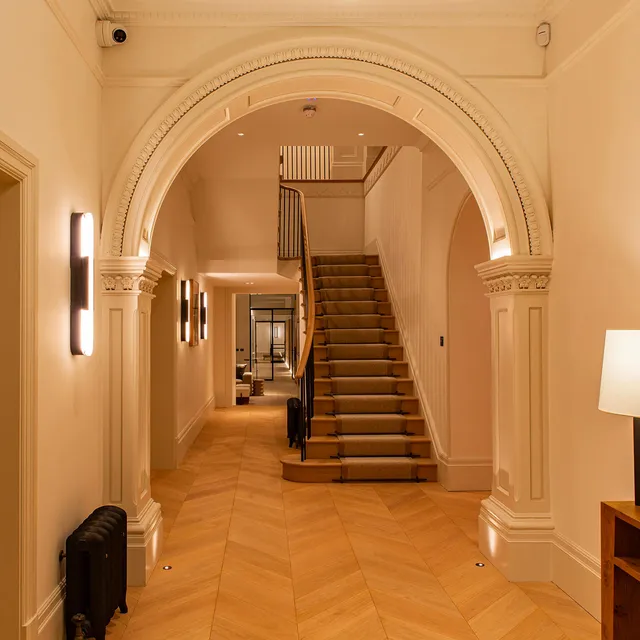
[99,36,555,586]
[446,192,492,491]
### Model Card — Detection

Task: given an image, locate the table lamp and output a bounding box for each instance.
[599,330,640,506]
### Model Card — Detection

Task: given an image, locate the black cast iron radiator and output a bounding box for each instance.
[64,506,128,640]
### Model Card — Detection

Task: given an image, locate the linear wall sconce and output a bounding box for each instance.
[200,292,208,340]
[180,280,191,343]
[70,212,94,356]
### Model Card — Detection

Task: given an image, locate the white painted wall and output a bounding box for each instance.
[0,0,104,631]
[447,195,492,487]
[287,182,365,255]
[365,145,477,483]
[545,0,640,615]
[151,174,215,466]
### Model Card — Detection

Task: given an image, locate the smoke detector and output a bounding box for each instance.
[303,105,317,118]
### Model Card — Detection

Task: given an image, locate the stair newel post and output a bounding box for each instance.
[476,255,553,581]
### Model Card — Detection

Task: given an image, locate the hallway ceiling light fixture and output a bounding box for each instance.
[237,132,245,137]
[162,565,172,571]
[599,330,640,506]
[200,292,208,340]
[180,280,191,342]
[70,212,94,356]
[245,282,254,285]
[358,132,365,136]
[475,563,485,568]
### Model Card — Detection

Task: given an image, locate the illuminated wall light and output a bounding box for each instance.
[70,212,94,356]
[200,292,208,340]
[180,280,191,342]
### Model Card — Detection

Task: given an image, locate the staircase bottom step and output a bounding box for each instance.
[281,454,437,483]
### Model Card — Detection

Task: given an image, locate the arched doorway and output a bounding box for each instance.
[0,132,38,638]
[99,38,554,585]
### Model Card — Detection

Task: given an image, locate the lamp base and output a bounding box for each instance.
[634,417,640,507]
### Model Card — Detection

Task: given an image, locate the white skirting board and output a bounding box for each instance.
[37,579,65,639]
[438,456,493,491]
[176,395,215,464]
[552,532,601,620]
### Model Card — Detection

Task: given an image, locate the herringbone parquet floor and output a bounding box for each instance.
[107,405,600,640]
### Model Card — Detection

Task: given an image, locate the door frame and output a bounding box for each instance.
[0,131,38,639]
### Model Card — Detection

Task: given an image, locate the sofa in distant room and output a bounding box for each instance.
[235,363,253,404]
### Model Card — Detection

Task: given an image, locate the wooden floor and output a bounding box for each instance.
[107,405,600,640]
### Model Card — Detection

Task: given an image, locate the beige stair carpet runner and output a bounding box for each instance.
[307,254,435,482]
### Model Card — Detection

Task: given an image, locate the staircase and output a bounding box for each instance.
[281,254,438,482]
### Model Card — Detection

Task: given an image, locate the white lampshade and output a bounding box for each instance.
[599,330,640,417]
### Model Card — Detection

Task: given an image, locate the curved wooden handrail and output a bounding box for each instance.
[281,185,315,381]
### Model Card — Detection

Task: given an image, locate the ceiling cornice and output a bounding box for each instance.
[107,9,544,28]
[86,0,114,19]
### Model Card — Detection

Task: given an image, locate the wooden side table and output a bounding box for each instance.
[602,502,640,639]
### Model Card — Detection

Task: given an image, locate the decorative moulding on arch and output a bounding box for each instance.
[108,46,547,258]
[476,255,553,293]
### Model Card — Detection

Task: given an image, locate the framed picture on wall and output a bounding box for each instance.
[190,279,200,346]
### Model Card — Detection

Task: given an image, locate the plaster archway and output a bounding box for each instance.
[99,36,555,586]
[101,37,553,262]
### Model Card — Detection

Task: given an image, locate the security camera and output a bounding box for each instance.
[96,21,128,47]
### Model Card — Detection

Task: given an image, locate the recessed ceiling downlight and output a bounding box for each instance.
[237,132,245,137]
[358,132,365,136]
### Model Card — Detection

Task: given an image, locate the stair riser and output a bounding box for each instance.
[313,265,383,278]
[314,379,413,396]
[314,345,403,361]
[314,396,419,416]
[310,416,425,436]
[311,255,379,266]
[314,361,409,378]
[314,290,389,303]
[315,301,391,316]
[314,329,400,346]
[306,439,431,459]
[315,316,395,330]
[281,459,436,482]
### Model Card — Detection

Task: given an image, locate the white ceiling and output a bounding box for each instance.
[93,0,565,26]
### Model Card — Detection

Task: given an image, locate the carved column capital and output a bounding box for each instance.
[475,256,553,294]
[100,257,161,295]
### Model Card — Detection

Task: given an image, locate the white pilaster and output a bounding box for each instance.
[101,257,164,586]
[476,256,554,581]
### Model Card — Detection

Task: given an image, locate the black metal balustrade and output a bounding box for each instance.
[280,185,315,461]
[278,186,302,259]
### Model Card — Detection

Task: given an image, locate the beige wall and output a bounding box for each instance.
[448,196,492,468]
[365,145,479,487]
[546,0,640,611]
[150,273,178,469]
[186,132,280,275]
[288,182,365,255]
[0,0,105,624]
[151,174,215,466]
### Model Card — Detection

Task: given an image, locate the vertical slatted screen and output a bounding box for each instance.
[280,146,332,181]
